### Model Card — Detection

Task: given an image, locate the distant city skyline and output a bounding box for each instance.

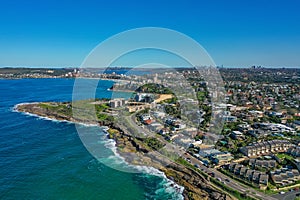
[0,0,300,68]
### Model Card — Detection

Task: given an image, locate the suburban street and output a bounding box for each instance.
[183,153,279,200]
[123,111,281,200]
[119,109,300,200]
[272,190,300,200]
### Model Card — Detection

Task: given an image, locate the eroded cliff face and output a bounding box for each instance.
[109,128,232,200]
[16,103,232,200]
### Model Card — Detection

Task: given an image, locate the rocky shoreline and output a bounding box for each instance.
[15,102,232,200]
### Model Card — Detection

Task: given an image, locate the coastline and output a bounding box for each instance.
[14,102,231,200]
[14,102,184,198]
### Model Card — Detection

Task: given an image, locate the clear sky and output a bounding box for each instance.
[0,0,300,68]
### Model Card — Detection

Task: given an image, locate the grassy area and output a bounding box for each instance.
[38,100,114,123]
[197,91,207,102]
[39,102,72,116]
[95,103,110,112]
[143,137,164,151]
[136,83,173,94]
[276,153,293,160]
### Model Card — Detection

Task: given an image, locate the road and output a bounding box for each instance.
[272,190,300,200]
[120,111,280,200]
[183,153,279,200]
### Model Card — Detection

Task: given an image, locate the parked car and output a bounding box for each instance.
[279,191,285,194]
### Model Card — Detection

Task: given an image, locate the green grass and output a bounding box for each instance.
[136,83,173,94]
[276,153,293,160]
[38,100,114,123]
[197,91,207,102]
[39,102,72,116]
[144,137,164,151]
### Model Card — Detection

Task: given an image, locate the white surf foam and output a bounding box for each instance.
[101,134,184,199]
[13,103,99,127]
[13,102,184,199]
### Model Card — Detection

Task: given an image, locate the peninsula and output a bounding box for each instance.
[16,101,232,200]
[14,68,300,200]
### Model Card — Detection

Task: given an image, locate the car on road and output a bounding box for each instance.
[208,172,215,177]
[279,191,285,194]
[225,178,230,182]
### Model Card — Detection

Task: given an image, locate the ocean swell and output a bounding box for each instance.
[101,133,184,200]
[13,103,184,199]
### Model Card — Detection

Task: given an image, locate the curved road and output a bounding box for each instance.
[183,153,278,200]
[120,111,279,200]
[272,190,300,200]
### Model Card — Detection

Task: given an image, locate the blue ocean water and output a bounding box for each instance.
[0,78,183,200]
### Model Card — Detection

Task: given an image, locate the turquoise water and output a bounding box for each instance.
[0,78,183,200]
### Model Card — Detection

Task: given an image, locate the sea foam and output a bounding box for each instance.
[13,103,184,199]
[13,103,98,127]
[101,134,184,200]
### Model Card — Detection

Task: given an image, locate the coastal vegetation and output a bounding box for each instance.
[143,137,164,151]
[17,99,114,125]
[16,100,233,200]
[136,83,173,94]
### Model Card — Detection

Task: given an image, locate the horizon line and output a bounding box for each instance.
[0,65,300,69]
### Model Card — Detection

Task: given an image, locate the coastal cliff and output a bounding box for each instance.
[109,127,232,200]
[16,102,233,200]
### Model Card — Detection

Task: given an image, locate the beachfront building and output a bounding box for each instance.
[109,98,126,108]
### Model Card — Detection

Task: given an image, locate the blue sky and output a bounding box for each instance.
[0,0,300,67]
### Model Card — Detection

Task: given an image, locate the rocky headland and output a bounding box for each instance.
[15,102,233,200]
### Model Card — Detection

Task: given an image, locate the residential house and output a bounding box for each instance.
[240,140,294,157]
[288,146,300,157]
[245,169,254,181]
[252,171,261,183]
[231,131,244,140]
[239,167,248,177]
[259,174,269,185]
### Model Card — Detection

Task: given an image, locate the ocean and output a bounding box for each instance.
[0,78,183,200]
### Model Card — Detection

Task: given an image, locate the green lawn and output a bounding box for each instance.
[276,153,293,160]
